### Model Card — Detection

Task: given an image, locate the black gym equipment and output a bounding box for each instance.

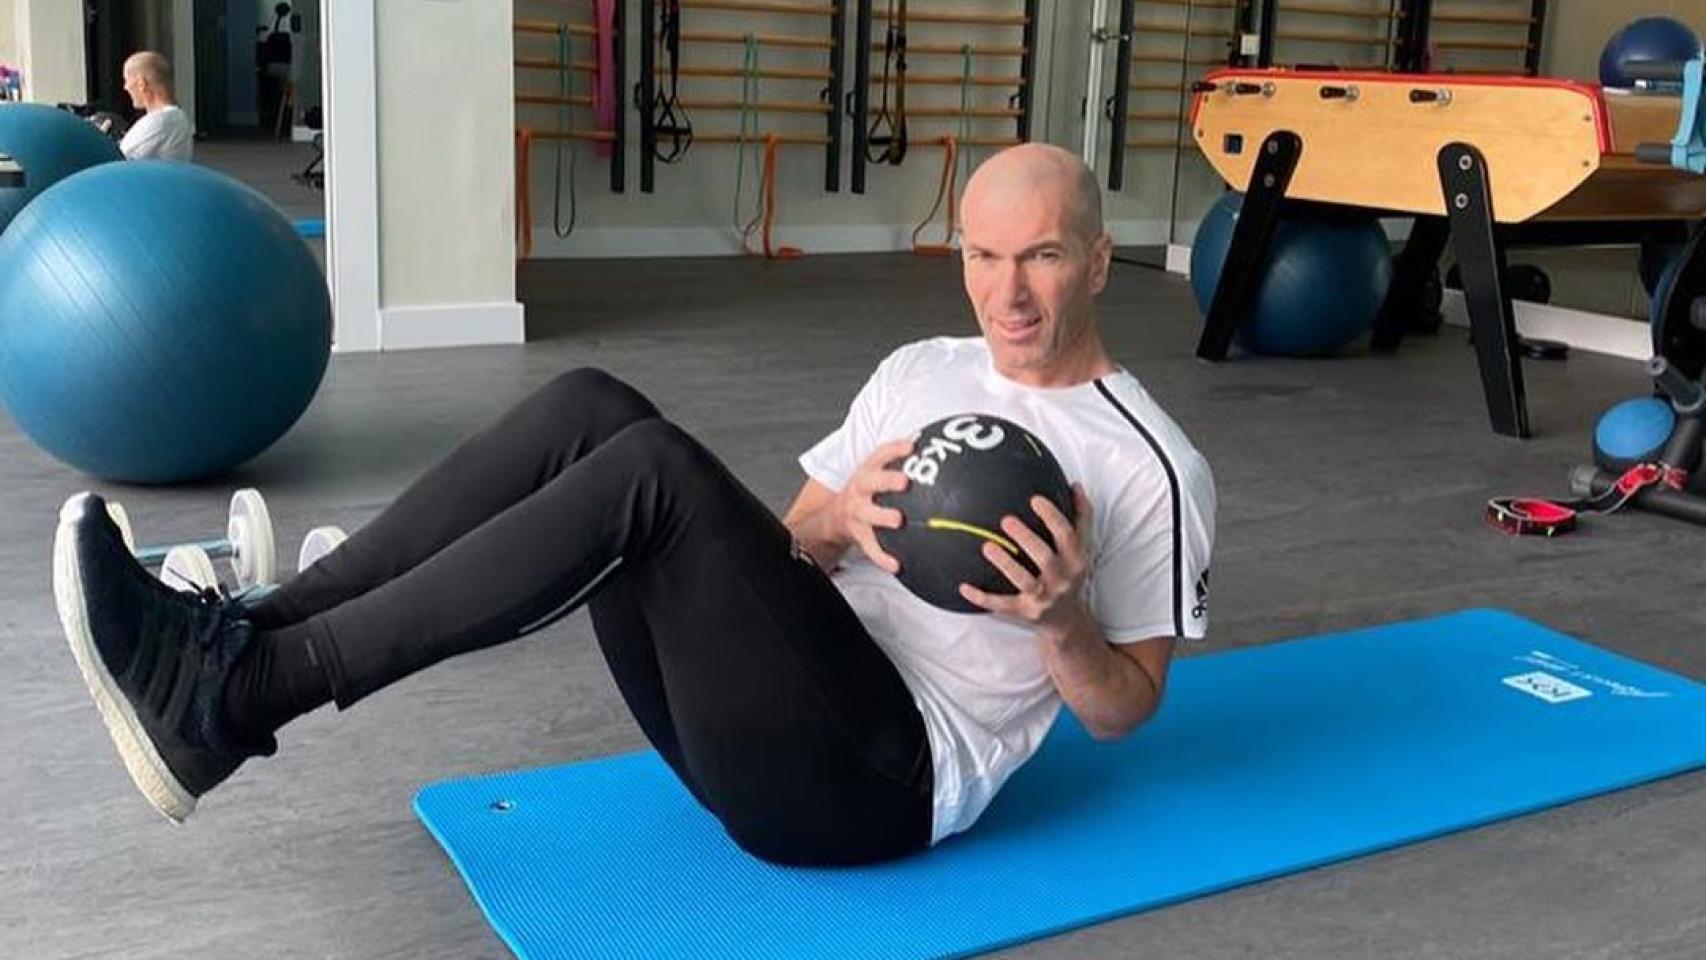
[875,413,1075,614]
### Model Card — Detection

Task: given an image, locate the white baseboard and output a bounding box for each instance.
[522,218,1173,259]
[366,302,526,351]
[1441,290,1649,361]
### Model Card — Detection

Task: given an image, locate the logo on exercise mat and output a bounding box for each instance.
[1502,671,1592,705]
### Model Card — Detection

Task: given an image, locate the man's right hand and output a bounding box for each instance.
[832,439,914,574]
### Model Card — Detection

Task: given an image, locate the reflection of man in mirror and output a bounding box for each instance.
[120,52,193,162]
[257,3,295,133]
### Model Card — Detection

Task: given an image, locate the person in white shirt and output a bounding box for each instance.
[52,143,1215,867]
[117,51,193,162]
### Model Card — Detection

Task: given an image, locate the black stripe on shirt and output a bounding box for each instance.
[1093,379,1186,638]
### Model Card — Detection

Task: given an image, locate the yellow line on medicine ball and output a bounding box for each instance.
[926,518,1020,555]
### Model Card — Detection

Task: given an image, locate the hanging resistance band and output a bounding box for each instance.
[552,25,580,238]
[516,127,535,260]
[911,47,974,256]
[652,0,692,161]
[732,38,801,260]
[593,0,618,156]
[866,0,908,165]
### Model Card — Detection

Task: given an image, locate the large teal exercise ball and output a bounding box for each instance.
[0,103,123,235]
[1190,192,1393,357]
[1599,17,1702,88]
[0,162,331,484]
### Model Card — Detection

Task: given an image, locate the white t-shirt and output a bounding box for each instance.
[120,106,194,162]
[800,336,1216,843]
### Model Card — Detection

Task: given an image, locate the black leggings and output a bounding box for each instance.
[248,369,933,865]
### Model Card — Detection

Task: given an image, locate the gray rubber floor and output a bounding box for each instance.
[2,251,1701,959]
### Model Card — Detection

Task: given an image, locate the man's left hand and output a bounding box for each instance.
[959,483,1094,637]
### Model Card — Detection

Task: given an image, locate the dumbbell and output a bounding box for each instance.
[163,523,349,596]
[105,489,277,593]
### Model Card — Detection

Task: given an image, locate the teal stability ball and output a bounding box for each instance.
[0,162,331,484]
[0,102,123,235]
[1593,396,1675,474]
[1190,192,1393,358]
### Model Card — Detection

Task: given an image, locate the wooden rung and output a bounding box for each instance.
[1279,1,1394,20]
[904,105,1024,119]
[526,130,619,143]
[515,21,596,37]
[872,41,1026,56]
[1124,138,1201,150]
[873,9,1029,26]
[912,136,1024,148]
[516,57,599,74]
[1276,29,1394,45]
[1135,22,1236,38]
[1144,0,1239,9]
[679,97,831,114]
[905,74,1028,87]
[1430,10,1535,26]
[517,94,596,107]
[1131,80,1201,92]
[680,0,836,14]
[660,64,833,81]
[1434,38,1532,51]
[685,29,834,50]
[1127,109,1184,121]
[1133,54,1231,66]
[692,132,833,145]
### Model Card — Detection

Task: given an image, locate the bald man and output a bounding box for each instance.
[52,144,1215,866]
[119,51,193,161]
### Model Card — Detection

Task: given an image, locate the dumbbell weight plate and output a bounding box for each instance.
[298,526,348,572]
[160,545,220,593]
[226,488,277,590]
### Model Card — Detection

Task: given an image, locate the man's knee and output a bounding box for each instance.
[535,367,660,429]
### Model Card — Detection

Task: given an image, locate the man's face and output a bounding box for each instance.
[122,65,145,109]
[959,184,1111,385]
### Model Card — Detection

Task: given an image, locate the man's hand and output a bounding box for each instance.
[958,484,1094,636]
[833,439,915,574]
[784,439,914,573]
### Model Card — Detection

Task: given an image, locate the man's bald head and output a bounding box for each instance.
[961,143,1104,246]
[124,52,174,97]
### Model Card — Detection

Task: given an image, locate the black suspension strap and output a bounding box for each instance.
[652,0,692,162]
[866,0,908,165]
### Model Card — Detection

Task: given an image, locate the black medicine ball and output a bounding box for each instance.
[874,413,1076,613]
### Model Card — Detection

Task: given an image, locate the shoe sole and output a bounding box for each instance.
[53,493,197,824]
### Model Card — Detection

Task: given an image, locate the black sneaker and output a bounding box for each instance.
[52,492,275,822]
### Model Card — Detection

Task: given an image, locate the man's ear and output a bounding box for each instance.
[1089,232,1113,295]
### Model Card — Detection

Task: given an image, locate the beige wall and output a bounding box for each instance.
[16,0,86,104]
[0,0,16,71]
[377,0,515,306]
[1542,1,1705,82]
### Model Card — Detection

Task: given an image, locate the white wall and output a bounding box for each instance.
[15,0,86,104]
[377,0,515,309]
[0,0,17,69]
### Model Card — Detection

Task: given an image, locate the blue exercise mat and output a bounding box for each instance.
[415,609,1706,960]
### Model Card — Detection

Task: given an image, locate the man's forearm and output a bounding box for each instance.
[1038,615,1160,740]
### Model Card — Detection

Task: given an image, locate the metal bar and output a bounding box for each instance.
[1197,131,1303,361]
[827,0,845,191]
[1257,0,1278,67]
[1371,215,1449,350]
[641,0,656,192]
[852,0,871,192]
[1018,0,1040,140]
[1438,142,1529,438]
[1523,0,1546,76]
[1108,0,1136,189]
[613,0,626,192]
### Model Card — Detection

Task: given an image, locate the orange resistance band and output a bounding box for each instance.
[742,133,804,260]
[515,128,534,260]
[912,135,958,256]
